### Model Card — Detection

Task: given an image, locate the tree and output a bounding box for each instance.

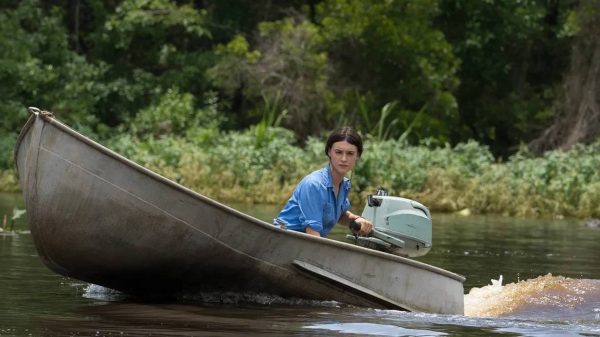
[317,0,460,142]
[88,0,212,126]
[209,17,331,138]
[436,0,574,156]
[0,0,106,133]
[529,0,600,153]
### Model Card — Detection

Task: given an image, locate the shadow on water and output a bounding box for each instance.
[27,291,600,336]
[24,278,598,337]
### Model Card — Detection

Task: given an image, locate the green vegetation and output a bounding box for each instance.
[1,0,599,218]
[0,170,19,193]
[0,206,25,232]
[100,124,600,219]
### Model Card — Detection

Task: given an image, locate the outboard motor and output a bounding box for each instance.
[347,188,432,257]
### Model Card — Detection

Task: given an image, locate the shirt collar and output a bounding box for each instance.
[325,164,351,191]
[325,164,334,188]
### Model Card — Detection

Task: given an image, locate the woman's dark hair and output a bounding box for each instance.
[325,127,363,157]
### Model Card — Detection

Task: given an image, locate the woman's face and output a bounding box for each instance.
[328,140,359,177]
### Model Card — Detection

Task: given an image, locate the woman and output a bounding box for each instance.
[275,127,373,237]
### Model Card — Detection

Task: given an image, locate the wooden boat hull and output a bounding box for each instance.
[15,110,465,314]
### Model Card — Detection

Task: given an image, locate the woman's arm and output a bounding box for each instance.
[339,211,373,236]
[305,227,321,236]
[294,179,326,235]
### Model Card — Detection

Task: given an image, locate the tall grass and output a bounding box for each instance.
[4,121,600,218]
[106,130,600,218]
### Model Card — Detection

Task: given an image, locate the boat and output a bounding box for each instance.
[15,107,465,314]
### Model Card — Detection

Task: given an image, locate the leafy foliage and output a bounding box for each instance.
[436,0,574,156]
[85,126,600,218]
[2,0,597,218]
[318,0,460,142]
[128,88,222,139]
[209,18,331,137]
[0,0,103,133]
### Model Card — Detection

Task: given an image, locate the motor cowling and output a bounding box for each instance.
[347,189,432,257]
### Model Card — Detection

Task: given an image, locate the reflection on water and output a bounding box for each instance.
[2,194,600,336]
[306,322,447,336]
[24,295,600,337]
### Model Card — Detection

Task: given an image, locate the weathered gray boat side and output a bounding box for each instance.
[15,109,465,314]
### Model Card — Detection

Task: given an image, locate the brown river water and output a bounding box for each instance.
[1,192,599,336]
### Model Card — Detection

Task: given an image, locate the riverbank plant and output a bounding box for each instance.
[3,125,599,219]
[102,133,600,219]
[405,142,600,218]
[0,170,19,193]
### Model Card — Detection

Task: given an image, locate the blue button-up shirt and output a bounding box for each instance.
[276,165,351,237]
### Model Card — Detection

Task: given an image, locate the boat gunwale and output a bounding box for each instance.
[16,109,466,283]
[14,112,37,176]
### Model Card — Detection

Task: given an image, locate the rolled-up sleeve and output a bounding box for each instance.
[295,180,325,233]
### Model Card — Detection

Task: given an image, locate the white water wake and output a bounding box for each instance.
[464,274,600,320]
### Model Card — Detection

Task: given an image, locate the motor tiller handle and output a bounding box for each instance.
[349,220,363,234]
